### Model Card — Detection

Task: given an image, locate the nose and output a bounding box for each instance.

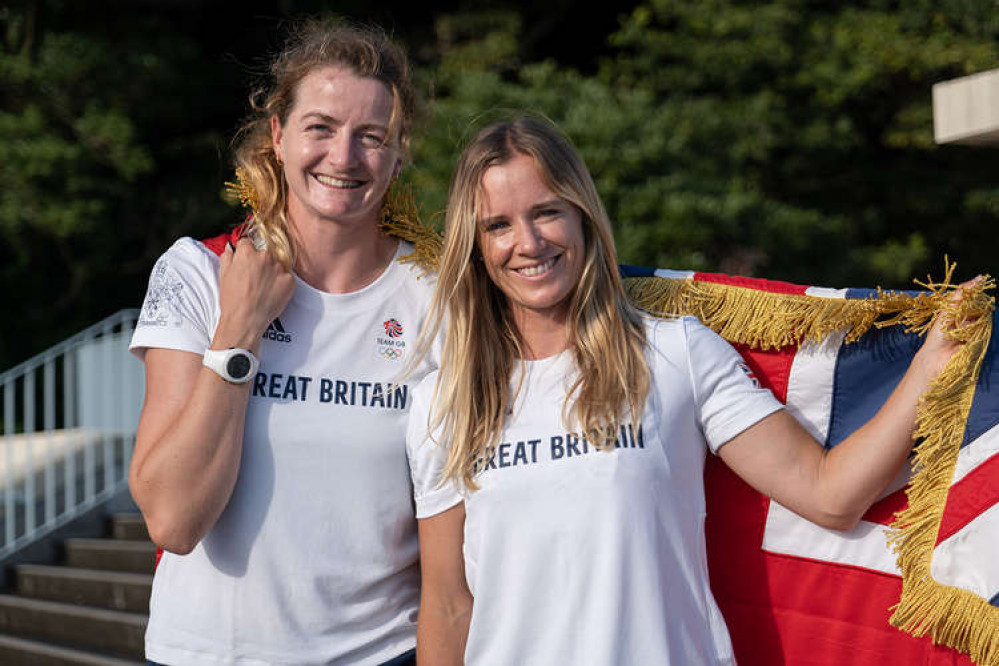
[513,219,545,255]
[327,130,358,168]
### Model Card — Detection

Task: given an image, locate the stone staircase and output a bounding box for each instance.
[0,514,153,665]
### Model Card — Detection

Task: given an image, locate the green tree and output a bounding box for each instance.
[0,1,257,368]
[600,0,999,284]
[413,2,998,287]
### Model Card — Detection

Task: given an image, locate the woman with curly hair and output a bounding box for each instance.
[130,19,431,665]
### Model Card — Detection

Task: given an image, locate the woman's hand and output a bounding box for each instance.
[911,276,985,379]
[215,237,295,350]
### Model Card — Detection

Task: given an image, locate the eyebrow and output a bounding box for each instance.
[477,198,567,228]
[299,112,389,133]
[531,197,566,212]
[477,214,505,229]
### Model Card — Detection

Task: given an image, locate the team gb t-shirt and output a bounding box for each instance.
[407,316,783,666]
[131,237,437,665]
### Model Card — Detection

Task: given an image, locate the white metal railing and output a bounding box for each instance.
[0,309,143,559]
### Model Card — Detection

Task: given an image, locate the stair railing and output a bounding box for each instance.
[0,309,143,559]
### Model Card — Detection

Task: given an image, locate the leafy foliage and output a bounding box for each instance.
[412,1,997,286]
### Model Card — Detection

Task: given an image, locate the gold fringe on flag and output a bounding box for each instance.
[224,167,260,214]
[379,185,442,274]
[885,270,998,666]
[622,272,976,351]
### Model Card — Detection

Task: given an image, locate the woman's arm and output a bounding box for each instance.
[417,503,472,666]
[129,239,294,553]
[718,285,972,531]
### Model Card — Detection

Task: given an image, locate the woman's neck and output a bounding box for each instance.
[289,214,399,294]
[513,310,570,360]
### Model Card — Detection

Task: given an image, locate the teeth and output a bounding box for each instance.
[517,257,556,276]
[316,174,363,189]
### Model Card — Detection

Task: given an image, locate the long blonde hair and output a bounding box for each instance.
[232,18,415,268]
[421,116,651,489]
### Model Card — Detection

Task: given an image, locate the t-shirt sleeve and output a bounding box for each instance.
[406,374,463,519]
[682,316,784,454]
[129,238,220,360]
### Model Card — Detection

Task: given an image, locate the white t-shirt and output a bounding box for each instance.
[131,237,437,666]
[408,316,783,666]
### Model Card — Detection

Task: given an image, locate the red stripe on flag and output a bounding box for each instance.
[937,451,999,544]
[201,224,247,257]
[735,344,797,403]
[853,444,999,535]
[693,272,810,295]
[861,488,908,526]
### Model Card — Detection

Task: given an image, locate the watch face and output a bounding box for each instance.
[226,353,252,379]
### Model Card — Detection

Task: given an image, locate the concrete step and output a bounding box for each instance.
[0,595,145,658]
[110,515,149,542]
[16,565,152,613]
[64,539,156,575]
[0,633,143,665]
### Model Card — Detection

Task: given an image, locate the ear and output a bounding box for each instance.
[270,116,283,163]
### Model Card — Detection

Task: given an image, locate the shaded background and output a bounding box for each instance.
[2,0,997,371]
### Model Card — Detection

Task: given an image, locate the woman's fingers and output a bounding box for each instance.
[217,237,295,343]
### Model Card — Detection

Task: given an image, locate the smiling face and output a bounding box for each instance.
[271,66,400,231]
[476,153,586,334]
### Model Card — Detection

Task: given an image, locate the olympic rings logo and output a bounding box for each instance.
[379,346,404,360]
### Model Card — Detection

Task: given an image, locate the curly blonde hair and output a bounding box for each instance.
[232,18,415,268]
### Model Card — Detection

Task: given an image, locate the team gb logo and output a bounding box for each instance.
[383,318,403,338]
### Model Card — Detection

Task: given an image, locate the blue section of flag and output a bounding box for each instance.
[832,290,998,452]
[843,288,881,299]
[619,264,656,278]
[966,311,999,446]
[826,311,924,449]
[844,287,925,299]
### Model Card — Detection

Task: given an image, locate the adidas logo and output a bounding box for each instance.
[263,318,292,343]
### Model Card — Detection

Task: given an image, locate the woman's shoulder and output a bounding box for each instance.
[642,313,736,371]
[139,238,221,299]
[156,236,222,273]
[641,313,705,345]
[411,369,441,407]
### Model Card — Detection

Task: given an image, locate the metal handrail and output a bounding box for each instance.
[0,309,143,559]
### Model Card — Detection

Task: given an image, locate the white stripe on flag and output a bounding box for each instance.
[653,268,695,280]
[763,502,901,574]
[783,332,845,442]
[951,420,999,485]
[933,503,999,599]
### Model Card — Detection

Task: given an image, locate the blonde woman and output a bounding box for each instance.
[407,116,970,665]
[129,20,433,666]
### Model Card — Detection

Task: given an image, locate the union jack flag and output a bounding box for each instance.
[620,265,997,666]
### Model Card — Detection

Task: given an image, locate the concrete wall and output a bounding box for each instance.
[933,68,999,146]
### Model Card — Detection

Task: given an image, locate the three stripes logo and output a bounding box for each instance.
[263,318,292,343]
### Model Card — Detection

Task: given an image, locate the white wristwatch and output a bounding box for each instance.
[202,348,259,384]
